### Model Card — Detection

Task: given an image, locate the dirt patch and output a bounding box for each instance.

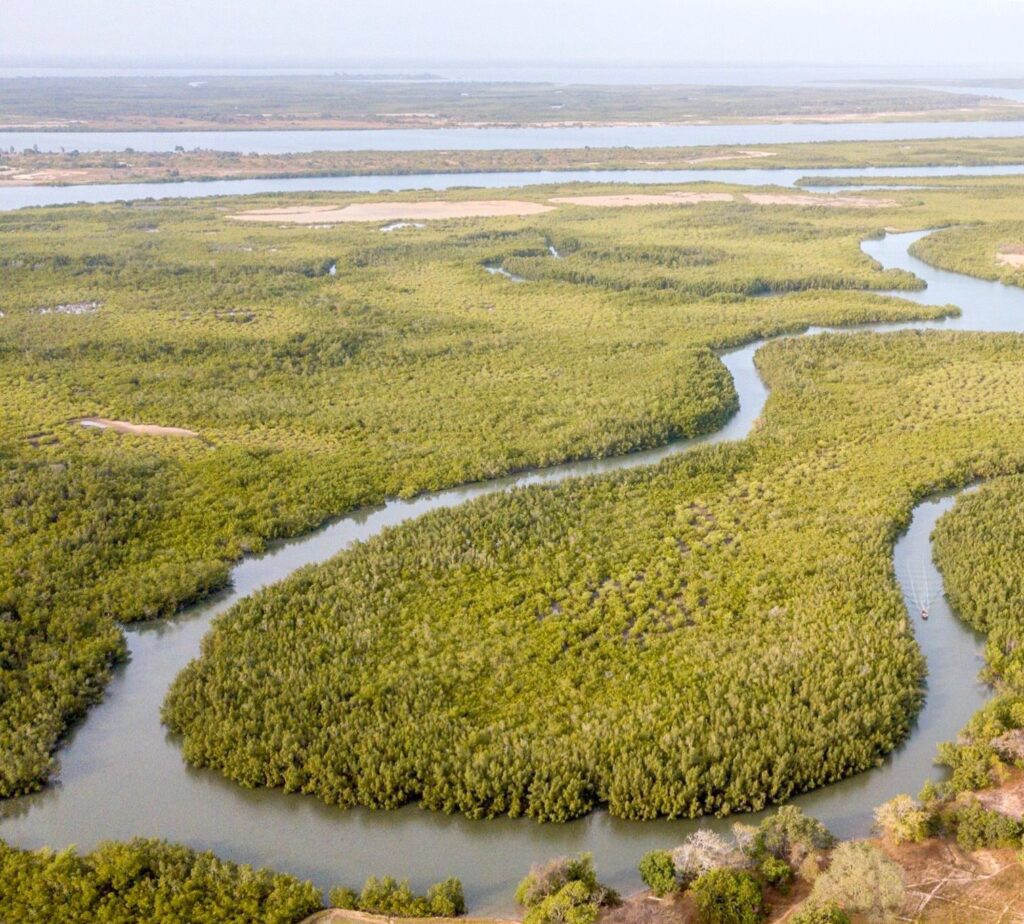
[973,769,1024,819]
[686,150,778,165]
[78,418,199,438]
[232,201,556,224]
[879,836,1024,923]
[744,193,898,209]
[997,251,1024,268]
[548,192,734,208]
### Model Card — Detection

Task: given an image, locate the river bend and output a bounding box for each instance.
[3,230,1022,912]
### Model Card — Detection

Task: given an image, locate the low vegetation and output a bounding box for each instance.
[0,76,1013,131]
[11,137,1024,187]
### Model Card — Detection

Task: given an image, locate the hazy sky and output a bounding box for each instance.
[5,0,1024,69]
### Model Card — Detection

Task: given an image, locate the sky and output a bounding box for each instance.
[4,0,1024,70]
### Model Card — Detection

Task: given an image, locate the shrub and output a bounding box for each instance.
[345,875,466,917]
[517,853,616,924]
[524,880,600,924]
[359,876,429,916]
[874,794,930,844]
[329,886,358,909]
[810,842,904,922]
[517,853,599,908]
[949,800,1024,850]
[790,902,851,924]
[758,855,792,890]
[746,807,835,866]
[427,878,467,917]
[917,779,944,806]
[638,850,678,896]
[797,852,826,885]
[690,869,765,924]
[672,831,745,887]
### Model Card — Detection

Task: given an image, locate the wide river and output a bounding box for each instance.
[5,119,1024,156]
[4,163,1024,211]
[4,221,1023,911]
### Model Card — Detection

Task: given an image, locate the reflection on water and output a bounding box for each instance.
[0,231,1020,913]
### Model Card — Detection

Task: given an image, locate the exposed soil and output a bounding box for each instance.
[881,836,1024,923]
[232,201,556,224]
[744,193,899,209]
[548,192,735,207]
[78,418,199,438]
[973,769,1024,819]
[997,251,1024,268]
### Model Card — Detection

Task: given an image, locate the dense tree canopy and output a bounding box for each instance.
[0,838,323,924]
[0,183,957,798]
[165,331,1024,820]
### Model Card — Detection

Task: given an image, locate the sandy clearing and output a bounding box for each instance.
[232,200,555,224]
[79,418,199,438]
[997,251,1024,268]
[548,192,734,208]
[685,150,778,165]
[745,192,898,208]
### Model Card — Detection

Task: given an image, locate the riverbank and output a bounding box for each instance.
[10,137,1024,187]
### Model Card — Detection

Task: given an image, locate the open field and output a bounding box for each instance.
[0,77,1020,132]
[12,138,1024,187]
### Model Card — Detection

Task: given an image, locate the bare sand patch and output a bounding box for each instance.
[745,192,898,209]
[686,150,778,165]
[79,418,198,438]
[997,250,1024,268]
[548,192,734,208]
[232,200,555,224]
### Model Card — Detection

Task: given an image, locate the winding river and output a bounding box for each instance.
[2,228,1023,913]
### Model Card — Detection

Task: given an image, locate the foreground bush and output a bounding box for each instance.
[672,830,747,887]
[517,854,617,924]
[638,849,678,896]
[0,837,323,923]
[742,806,835,867]
[945,800,1024,851]
[873,794,930,844]
[810,842,904,922]
[690,869,764,924]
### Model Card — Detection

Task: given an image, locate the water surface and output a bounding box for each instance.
[4,163,1024,211]
[5,120,1024,156]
